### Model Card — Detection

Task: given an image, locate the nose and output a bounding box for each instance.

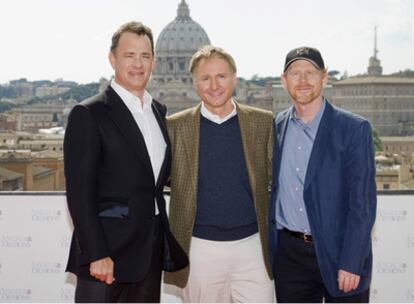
[132,56,143,67]
[298,73,308,81]
[210,78,218,90]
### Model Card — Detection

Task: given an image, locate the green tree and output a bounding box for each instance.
[372,128,382,152]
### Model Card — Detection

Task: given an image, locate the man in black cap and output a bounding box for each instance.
[268,46,377,302]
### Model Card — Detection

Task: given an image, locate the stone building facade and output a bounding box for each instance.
[331,77,414,136]
[147,0,210,113]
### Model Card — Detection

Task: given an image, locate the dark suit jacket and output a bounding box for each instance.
[268,101,377,297]
[64,86,188,283]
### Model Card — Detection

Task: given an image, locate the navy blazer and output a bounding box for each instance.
[268,101,377,297]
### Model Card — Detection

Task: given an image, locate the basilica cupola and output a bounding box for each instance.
[152,0,211,84]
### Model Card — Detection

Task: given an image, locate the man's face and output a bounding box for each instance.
[109,32,155,96]
[281,60,327,106]
[193,56,237,113]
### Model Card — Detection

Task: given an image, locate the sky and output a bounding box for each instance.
[0,0,413,84]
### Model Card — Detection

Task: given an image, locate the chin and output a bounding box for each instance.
[295,98,314,105]
[206,99,222,106]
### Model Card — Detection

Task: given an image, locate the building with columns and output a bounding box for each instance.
[147,0,210,113]
[330,27,414,136]
[147,0,274,113]
[331,76,414,136]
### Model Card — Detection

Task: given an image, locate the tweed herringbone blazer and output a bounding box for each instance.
[164,102,274,288]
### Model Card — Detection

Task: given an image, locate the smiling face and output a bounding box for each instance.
[281,59,328,106]
[109,31,155,98]
[192,56,237,117]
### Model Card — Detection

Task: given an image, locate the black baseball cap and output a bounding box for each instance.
[284,46,325,71]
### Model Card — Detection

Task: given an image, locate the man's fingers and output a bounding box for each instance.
[338,272,345,291]
[338,269,361,293]
[105,274,115,285]
[90,268,115,284]
[352,276,360,290]
[343,275,352,293]
[89,257,115,284]
[91,272,115,284]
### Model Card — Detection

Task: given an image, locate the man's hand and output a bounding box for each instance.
[337,269,360,293]
[90,257,115,284]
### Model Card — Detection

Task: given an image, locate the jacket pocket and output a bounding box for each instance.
[97,201,129,219]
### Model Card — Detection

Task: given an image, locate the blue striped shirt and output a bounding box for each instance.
[276,100,326,234]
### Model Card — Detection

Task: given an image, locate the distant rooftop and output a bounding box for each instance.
[33,166,53,177]
[335,76,414,85]
[0,166,23,180]
[0,151,31,160]
[381,136,414,142]
[31,150,63,159]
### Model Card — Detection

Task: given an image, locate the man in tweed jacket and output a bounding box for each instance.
[164,45,274,302]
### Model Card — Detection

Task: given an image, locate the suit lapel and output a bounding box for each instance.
[151,102,170,188]
[304,102,333,189]
[237,103,257,200]
[275,109,290,182]
[152,102,170,147]
[181,105,201,193]
[103,86,155,182]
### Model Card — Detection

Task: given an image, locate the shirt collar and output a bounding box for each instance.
[289,99,326,131]
[110,79,153,112]
[200,99,237,124]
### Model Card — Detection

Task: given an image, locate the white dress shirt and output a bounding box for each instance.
[111,80,166,214]
[200,99,237,124]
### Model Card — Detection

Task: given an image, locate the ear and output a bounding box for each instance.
[192,77,198,90]
[281,73,288,89]
[108,51,116,70]
[322,70,328,87]
[232,73,237,86]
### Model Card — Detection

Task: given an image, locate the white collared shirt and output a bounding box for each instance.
[111,80,166,214]
[200,99,237,124]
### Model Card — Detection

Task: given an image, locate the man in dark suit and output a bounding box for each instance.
[64,21,187,303]
[268,46,377,302]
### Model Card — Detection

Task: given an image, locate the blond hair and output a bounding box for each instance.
[189,45,237,74]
